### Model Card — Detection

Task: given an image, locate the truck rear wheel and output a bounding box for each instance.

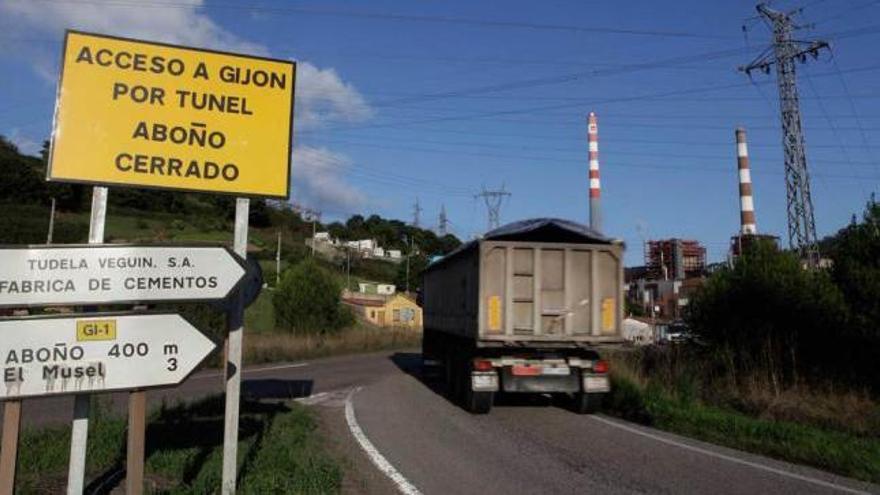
[464,388,493,414]
[573,392,603,414]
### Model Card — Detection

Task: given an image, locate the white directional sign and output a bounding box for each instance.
[0,245,247,307]
[0,313,216,400]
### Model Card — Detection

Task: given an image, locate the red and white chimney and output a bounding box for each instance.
[736,127,757,235]
[588,112,601,232]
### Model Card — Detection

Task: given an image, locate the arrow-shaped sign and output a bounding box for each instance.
[0,312,216,400]
[0,245,247,307]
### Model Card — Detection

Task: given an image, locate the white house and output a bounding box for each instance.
[357,282,397,295]
[622,318,654,346]
[386,249,402,260]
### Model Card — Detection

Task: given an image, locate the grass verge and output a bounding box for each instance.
[603,368,880,484]
[244,323,422,365]
[12,395,341,494]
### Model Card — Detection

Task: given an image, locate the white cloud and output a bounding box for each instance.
[292,146,368,213]
[6,128,42,156]
[0,0,266,56]
[0,0,372,125]
[295,62,373,128]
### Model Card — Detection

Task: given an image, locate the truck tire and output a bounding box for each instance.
[443,347,457,399]
[464,388,493,414]
[573,392,603,414]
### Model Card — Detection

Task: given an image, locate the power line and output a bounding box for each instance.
[311,135,880,167]
[307,137,880,181]
[8,0,735,39]
[829,55,880,176]
[370,48,751,108]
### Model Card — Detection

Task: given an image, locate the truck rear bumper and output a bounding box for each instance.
[500,367,580,393]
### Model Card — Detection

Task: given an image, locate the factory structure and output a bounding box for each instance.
[729,127,779,257]
[625,127,777,322]
[588,112,602,232]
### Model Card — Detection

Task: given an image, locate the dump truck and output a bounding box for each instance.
[421,218,624,414]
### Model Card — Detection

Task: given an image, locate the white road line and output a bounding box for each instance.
[589,415,872,495]
[243,362,309,374]
[345,387,422,495]
[294,391,329,405]
[190,362,308,380]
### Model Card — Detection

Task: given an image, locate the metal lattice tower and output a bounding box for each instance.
[438,204,449,236]
[740,3,828,266]
[475,186,511,231]
[412,198,423,227]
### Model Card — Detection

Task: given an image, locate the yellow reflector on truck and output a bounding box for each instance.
[488,295,502,332]
[601,298,616,332]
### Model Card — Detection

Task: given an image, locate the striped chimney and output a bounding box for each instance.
[736,127,757,235]
[588,112,601,232]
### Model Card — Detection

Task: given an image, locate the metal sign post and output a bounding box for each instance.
[126,390,146,495]
[0,401,21,495]
[68,185,106,495]
[222,198,249,494]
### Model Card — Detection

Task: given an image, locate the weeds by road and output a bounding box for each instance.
[603,347,880,484]
[12,395,341,494]
[244,323,422,365]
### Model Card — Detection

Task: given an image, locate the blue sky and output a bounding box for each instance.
[1,0,878,265]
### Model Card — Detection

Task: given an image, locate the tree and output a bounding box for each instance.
[686,240,848,391]
[272,259,353,335]
[396,253,429,293]
[826,196,880,332]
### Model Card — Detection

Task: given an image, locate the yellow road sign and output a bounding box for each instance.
[76,319,117,341]
[48,31,295,198]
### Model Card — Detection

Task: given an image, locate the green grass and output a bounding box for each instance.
[604,374,880,484]
[245,290,276,333]
[11,395,341,494]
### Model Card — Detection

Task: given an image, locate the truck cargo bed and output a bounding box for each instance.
[423,218,625,344]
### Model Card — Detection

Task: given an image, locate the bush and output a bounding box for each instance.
[273,259,353,335]
[0,204,88,244]
[686,240,849,390]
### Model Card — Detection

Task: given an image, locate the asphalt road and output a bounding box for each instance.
[7,351,878,494]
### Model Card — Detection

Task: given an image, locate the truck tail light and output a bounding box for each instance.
[473,359,494,371]
[592,360,609,374]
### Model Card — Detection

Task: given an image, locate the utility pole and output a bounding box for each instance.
[412,198,423,228]
[346,246,351,291]
[475,185,512,231]
[294,203,321,257]
[740,3,828,267]
[46,197,56,244]
[404,234,415,294]
[438,204,448,237]
[275,231,281,286]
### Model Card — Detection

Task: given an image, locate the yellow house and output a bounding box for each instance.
[345,294,423,328]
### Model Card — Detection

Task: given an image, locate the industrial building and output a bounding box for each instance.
[644,239,707,280]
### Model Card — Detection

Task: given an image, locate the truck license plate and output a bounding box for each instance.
[541,366,570,376]
[584,376,610,392]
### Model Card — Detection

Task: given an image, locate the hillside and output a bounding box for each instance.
[0,135,461,289]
